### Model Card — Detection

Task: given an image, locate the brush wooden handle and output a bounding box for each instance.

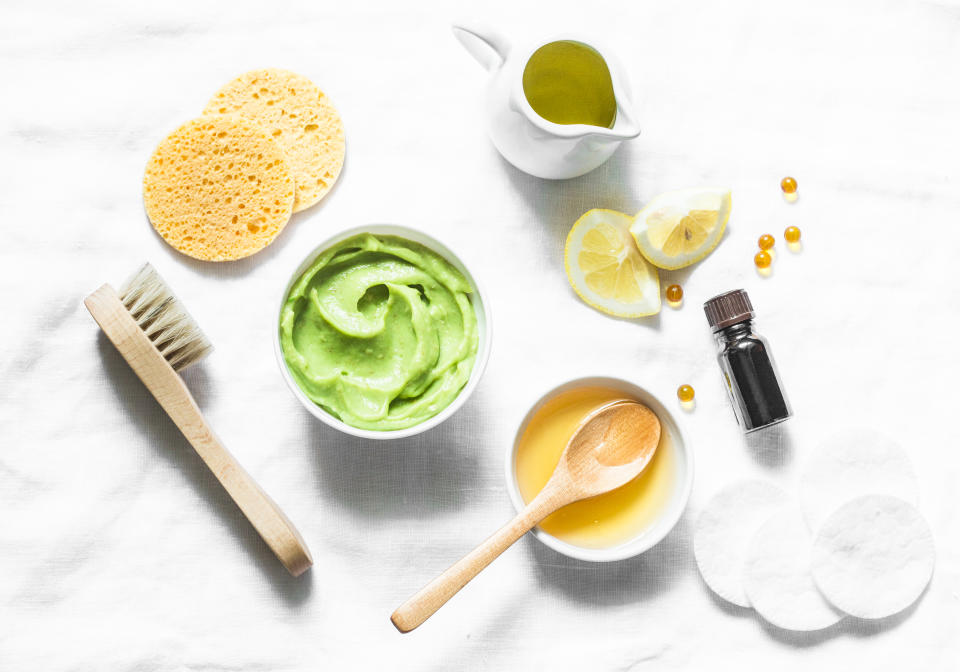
[85,284,312,577]
[391,487,567,632]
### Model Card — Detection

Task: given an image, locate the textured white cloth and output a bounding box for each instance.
[2,0,959,669]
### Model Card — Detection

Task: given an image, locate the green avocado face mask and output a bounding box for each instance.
[280,234,478,431]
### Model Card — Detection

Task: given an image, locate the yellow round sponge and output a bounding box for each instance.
[143,115,296,261]
[204,69,345,213]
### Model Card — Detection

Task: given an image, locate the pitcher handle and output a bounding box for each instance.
[452,22,510,71]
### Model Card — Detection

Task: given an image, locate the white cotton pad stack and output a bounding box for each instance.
[694,429,935,632]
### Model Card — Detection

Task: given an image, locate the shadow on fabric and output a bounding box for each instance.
[524,512,693,606]
[305,380,494,520]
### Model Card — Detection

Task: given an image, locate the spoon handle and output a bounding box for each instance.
[391,488,566,633]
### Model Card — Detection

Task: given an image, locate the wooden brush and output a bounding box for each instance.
[85,263,312,576]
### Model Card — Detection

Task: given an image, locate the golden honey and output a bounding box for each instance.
[515,385,677,549]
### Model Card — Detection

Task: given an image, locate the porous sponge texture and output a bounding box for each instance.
[143,115,296,261]
[204,68,345,213]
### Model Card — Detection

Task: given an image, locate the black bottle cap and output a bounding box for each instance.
[704,289,755,331]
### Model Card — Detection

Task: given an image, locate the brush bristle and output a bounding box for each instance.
[119,263,213,372]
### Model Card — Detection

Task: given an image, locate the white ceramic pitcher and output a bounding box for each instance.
[453,23,640,180]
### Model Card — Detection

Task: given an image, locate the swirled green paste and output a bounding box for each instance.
[280,233,478,430]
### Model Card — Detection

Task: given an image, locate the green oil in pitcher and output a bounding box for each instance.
[522,40,617,128]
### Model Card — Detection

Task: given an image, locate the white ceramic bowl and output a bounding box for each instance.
[505,376,693,562]
[274,224,491,440]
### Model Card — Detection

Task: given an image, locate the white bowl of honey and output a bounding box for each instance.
[506,377,693,562]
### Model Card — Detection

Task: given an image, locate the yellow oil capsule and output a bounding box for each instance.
[754,250,772,269]
[758,234,775,250]
[780,176,797,194]
[677,384,695,403]
[666,284,683,303]
[784,226,801,243]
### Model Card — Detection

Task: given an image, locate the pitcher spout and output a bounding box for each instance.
[589,122,640,142]
[578,107,640,154]
[582,119,641,144]
[609,101,642,140]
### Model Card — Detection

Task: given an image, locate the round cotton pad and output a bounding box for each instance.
[743,509,844,631]
[812,494,934,619]
[143,115,296,261]
[694,480,789,607]
[799,427,917,529]
[204,69,345,213]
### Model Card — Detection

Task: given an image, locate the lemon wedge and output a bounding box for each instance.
[630,187,732,270]
[565,209,660,318]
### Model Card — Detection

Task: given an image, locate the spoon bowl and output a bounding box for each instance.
[391,400,661,632]
[557,400,661,501]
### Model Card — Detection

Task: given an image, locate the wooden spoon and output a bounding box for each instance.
[391,400,661,632]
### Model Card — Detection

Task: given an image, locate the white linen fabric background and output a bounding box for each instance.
[2,0,959,669]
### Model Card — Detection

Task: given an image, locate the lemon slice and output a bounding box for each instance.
[565,209,660,318]
[630,187,732,270]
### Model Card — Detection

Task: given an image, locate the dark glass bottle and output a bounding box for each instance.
[704,290,791,432]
